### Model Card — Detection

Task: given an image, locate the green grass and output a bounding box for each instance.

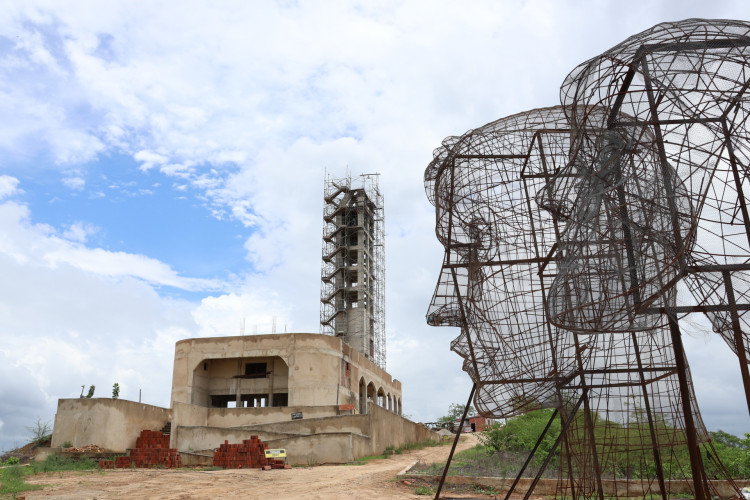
[0,466,42,497]
[0,454,103,497]
[414,485,434,495]
[31,454,99,473]
[410,442,555,479]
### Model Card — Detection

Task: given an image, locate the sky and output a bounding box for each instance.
[1,0,750,452]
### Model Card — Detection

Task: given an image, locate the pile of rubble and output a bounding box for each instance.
[65,444,105,453]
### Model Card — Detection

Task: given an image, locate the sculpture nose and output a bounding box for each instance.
[426,257,466,327]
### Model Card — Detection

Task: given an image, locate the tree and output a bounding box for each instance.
[438,403,477,424]
[85,385,95,398]
[26,417,52,445]
[112,383,120,399]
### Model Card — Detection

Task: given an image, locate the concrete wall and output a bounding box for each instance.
[51,398,171,452]
[205,405,339,427]
[172,402,438,465]
[365,403,436,454]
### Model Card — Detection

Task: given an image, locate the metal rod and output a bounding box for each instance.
[434,383,476,500]
[631,332,668,500]
[503,408,559,500]
[722,270,750,416]
[667,311,707,500]
[522,396,584,500]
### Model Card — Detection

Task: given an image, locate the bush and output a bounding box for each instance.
[479,408,560,468]
[3,457,19,466]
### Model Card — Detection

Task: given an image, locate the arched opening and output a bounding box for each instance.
[193,356,289,408]
[367,382,376,410]
[398,398,402,416]
[377,387,386,407]
[387,393,392,412]
[359,377,367,414]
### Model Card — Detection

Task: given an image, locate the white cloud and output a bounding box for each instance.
[62,175,85,190]
[0,175,20,199]
[0,200,221,292]
[60,221,97,243]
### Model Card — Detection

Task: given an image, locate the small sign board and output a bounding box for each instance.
[291,411,303,420]
[264,449,287,459]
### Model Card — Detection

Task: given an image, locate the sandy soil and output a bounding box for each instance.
[22,434,485,500]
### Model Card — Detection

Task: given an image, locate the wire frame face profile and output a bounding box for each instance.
[425,106,576,418]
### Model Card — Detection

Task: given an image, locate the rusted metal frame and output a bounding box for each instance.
[522,396,585,500]
[688,263,750,272]
[434,383,476,500]
[519,128,571,178]
[616,116,722,127]
[522,129,576,500]
[453,154,528,159]
[722,270,750,416]
[640,52,688,273]
[560,372,679,391]
[524,141,563,387]
[571,330,606,500]
[642,303,750,314]
[503,408,560,500]
[631,331,668,500]
[666,310,707,500]
[721,75,750,123]
[613,167,644,307]
[643,37,750,54]
[721,116,750,250]
[441,256,550,269]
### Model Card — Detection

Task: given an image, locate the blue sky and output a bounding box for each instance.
[1,0,750,451]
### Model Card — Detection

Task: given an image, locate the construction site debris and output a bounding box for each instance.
[65,444,105,453]
[98,429,181,470]
[212,436,288,469]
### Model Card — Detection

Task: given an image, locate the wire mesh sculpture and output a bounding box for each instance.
[546,19,750,419]
[425,105,737,499]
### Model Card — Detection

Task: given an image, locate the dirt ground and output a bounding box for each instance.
[22,434,494,500]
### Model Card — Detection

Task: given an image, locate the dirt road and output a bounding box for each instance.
[24,434,481,499]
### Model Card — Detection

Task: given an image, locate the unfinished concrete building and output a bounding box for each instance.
[51,333,430,465]
[320,174,386,369]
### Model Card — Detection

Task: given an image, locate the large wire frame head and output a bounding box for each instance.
[547,19,750,354]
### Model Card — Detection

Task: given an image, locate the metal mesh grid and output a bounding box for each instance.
[425,104,736,499]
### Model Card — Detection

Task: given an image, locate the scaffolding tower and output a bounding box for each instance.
[320,173,386,370]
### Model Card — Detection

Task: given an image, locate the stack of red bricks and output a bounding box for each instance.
[213,436,285,469]
[129,429,182,468]
[97,429,181,469]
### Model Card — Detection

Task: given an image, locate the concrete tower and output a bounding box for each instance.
[320,174,385,369]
